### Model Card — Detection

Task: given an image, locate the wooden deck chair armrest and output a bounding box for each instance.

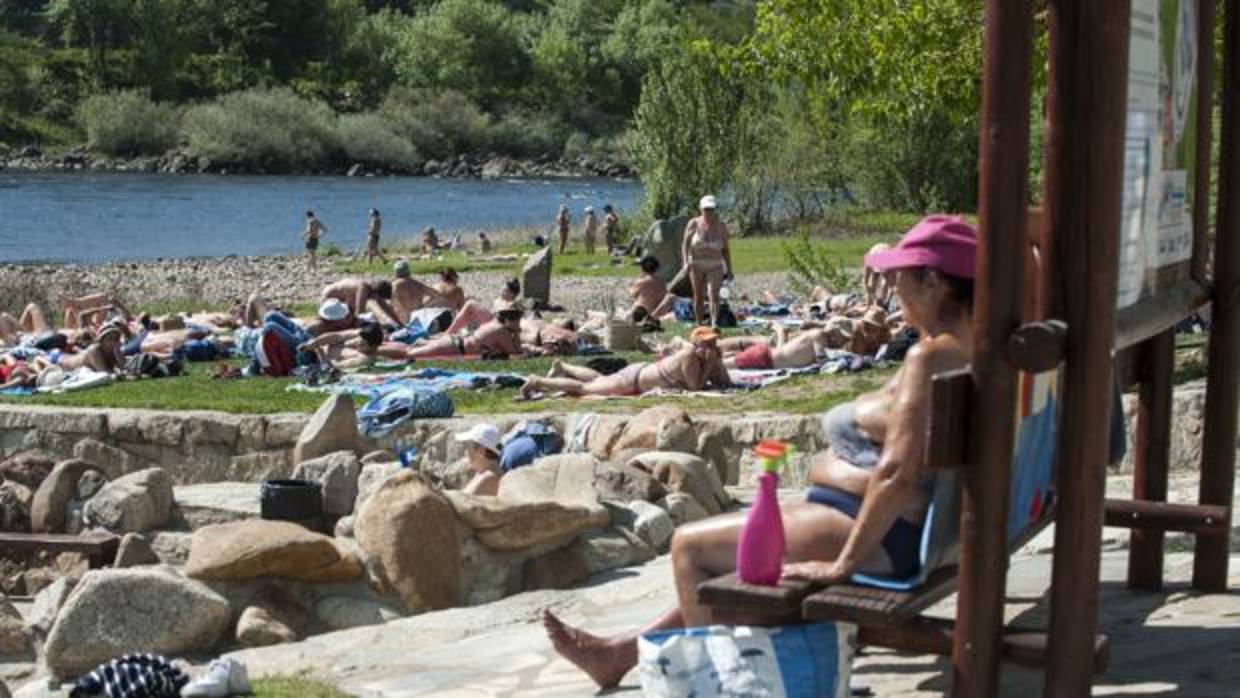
[801,565,960,627]
[696,573,819,618]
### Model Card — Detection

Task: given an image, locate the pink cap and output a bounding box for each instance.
[864,215,977,280]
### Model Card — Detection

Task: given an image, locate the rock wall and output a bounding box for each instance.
[0,379,1229,488]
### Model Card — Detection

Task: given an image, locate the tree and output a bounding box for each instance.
[45,0,131,84]
[629,43,747,218]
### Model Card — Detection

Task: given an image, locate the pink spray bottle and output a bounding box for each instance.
[736,440,791,585]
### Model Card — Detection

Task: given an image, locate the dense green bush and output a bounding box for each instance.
[180,87,340,169]
[77,89,179,155]
[487,109,566,159]
[337,112,419,168]
[379,87,489,160]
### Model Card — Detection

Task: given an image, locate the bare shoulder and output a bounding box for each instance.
[904,334,970,376]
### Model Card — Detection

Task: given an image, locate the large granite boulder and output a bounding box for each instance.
[113,533,160,568]
[496,453,600,507]
[592,461,666,503]
[82,468,174,533]
[0,482,32,533]
[614,405,696,454]
[629,452,729,516]
[315,596,401,632]
[0,597,28,655]
[292,451,361,517]
[185,520,361,582]
[524,546,590,591]
[354,471,460,613]
[355,462,402,512]
[25,577,78,637]
[44,569,230,677]
[0,451,54,489]
[521,247,553,306]
[293,394,362,465]
[619,500,674,551]
[445,491,609,552]
[235,586,311,648]
[30,460,105,534]
[641,216,691,285]
[658,492,710,527]
[570,529,655,574]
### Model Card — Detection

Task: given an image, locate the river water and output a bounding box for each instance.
[1,171,643,264]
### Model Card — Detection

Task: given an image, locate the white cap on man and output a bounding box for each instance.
[318,298,350,322]
[455,423,502,456]
[699,195,718,210]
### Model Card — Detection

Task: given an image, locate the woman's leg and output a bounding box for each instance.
[545,501,862,688]
[404,338,458,360]
[444,300,492,335]
[705,267,724,327]
[19,304,50,334]
[689,266,707,324]
[547,360,601,381]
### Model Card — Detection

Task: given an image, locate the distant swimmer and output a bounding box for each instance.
[304,211,328,272]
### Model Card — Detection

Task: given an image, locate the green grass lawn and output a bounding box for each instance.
[333,234,893,280]
[251,676,353,698]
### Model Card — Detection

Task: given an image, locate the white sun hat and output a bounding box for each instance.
[455,423,502,456]
[318,298,350,322]
[699,195,718,210]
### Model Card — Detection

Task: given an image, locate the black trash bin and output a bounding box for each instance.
[260,479,322,525]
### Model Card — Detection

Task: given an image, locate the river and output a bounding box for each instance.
[1,171,643,264]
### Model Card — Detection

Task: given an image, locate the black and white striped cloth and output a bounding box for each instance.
[70,653,189,698]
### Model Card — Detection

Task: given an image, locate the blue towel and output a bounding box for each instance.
[357,385,455,437]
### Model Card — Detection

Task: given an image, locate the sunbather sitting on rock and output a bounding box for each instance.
[520,326,730,399]
[402,308,526,360]
[543,215,977,689]
[455,424,505,496]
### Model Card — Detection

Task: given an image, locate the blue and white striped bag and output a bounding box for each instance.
[638,623,856,698]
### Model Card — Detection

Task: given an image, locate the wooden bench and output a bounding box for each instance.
[0,532,121,568]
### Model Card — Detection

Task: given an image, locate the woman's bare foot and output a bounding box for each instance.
[546,359,565,378]
[542,610,635,689]
[520,378,541,400]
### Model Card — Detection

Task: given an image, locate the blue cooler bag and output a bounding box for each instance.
[638,623,855,698]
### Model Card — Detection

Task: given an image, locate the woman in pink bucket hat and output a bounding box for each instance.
[541,215,977,690]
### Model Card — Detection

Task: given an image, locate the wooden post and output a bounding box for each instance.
[1127,330,1175,590]
[1192,0,1216,283]
[954,1,1032,696]
[1041,1,1130,696]
[1193,0,1240,592]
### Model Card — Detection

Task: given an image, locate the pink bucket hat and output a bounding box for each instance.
[863,215,977,280]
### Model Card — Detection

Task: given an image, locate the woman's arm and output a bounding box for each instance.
[681,219,695,267]
[299,330,355,352]
[785,344,939,582]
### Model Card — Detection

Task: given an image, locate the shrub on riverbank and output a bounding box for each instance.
[181,88,341,170]
[77,90,179,156]
[379,88,491,162]
[337,113,419,169]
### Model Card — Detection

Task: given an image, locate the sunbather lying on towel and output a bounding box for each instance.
[402,308,526,360]
[0,354,35,389]
[33,323,124,374]
[443,278,522,335]
[543,215,976,689]
[298,321,386,369]
[520,326,730,399]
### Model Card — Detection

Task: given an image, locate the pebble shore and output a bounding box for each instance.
[0,253,791,318]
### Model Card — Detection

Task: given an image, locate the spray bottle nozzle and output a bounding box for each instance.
[753,440,792,474]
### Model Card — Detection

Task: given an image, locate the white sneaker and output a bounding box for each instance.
[183,659,250,697]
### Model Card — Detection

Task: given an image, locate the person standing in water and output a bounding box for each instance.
[303,211,327,272]
[582,206,599,255]
[556,203,571,254]
[363,209,387,265]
